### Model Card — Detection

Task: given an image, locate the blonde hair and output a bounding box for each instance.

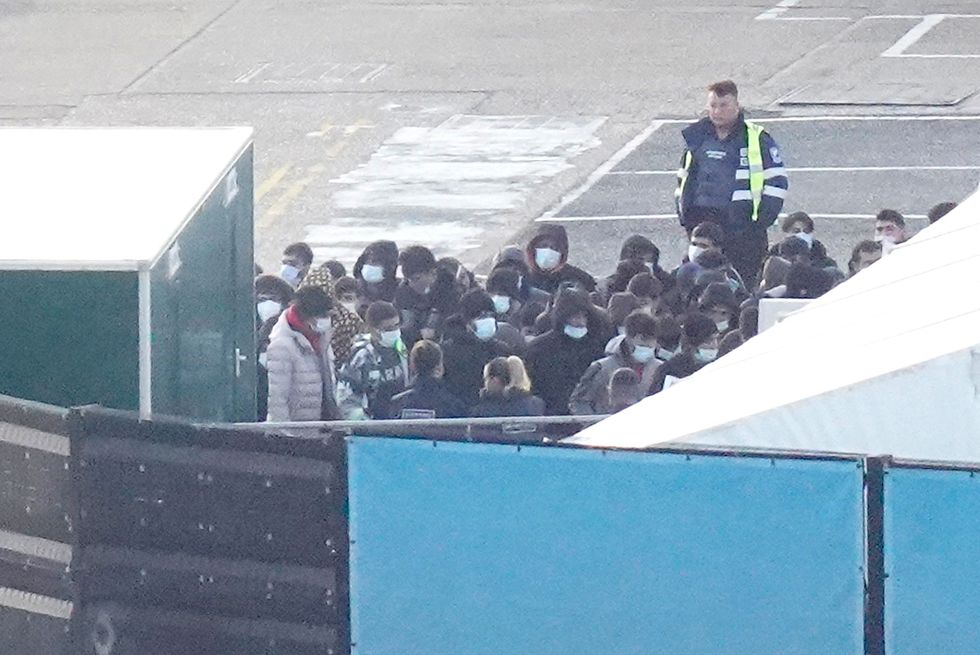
[483,356,532,394]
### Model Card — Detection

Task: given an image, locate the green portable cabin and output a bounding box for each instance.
[0,127,257,421]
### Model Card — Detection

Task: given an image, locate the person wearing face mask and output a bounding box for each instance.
[569,311,661,415]
[254,274,295,421]
[388,340,467,419]
[653,315,682,364]
[524,224,596,297]
[525,289,605,415]
[337,301,408,420]
[352,240,399,313]
[279,242,314,289]
[297,268,364,373]
[265,286,340,422]
[649,312,719,395]
[618,235,673,292]
[439,290,513,409]
[394,245,439,348]
[769,212,839,271]
[873,209,910,256]
[485,268,526,354]
[697,283,739,337]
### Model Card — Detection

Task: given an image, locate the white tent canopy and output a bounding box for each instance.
[569,192,980,464]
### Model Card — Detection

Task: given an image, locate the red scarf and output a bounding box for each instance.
[285,305,321,354]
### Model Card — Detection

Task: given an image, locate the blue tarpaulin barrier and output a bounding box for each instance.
[884,466,980,653]
[347,437,865,655]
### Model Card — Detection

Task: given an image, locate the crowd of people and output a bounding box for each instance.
[254,202,954,423]
[256,81,959,424]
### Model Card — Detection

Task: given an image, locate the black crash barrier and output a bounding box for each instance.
[0,394,74,655]
[66,405,349,655]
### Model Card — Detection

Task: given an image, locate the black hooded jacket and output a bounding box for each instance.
[524,224,596,296]
[353,240,399,310]
[525,290,606,415]
[439,316,512,408]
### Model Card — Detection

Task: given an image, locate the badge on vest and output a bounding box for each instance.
[770,147,782,164]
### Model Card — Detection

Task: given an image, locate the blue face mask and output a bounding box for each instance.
[473,317,497,341]
[564,324,588,340]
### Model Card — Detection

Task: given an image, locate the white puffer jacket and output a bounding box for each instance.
[265,312,339,422]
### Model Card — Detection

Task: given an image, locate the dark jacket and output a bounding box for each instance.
[525,329,605,416]
[768,238,841,272]
[440,318,512,408]
[353,240,399,313]
[394,281,439,347]
[649,351,707,395]
[471,388,546,417]
[676,113,787,232]
[388,376,468,419]
[525,224,597,296]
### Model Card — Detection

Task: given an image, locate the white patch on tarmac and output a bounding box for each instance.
[306,219,487,264]
[303,114,605,265]
[329,115,606,211]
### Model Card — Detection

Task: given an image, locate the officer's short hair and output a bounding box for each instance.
[875,209,905,228]
[707,80,738,98]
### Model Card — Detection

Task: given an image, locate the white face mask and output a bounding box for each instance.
[535,247,562,271]
[617,325,627,336]
[314,317,332,334]
[632,344,655,363]
[794,232,813,248]
[341,301,358,313]
[491,295,511,315]
[564,324,588,340]
[473,317,497,341]
[362,264,385,283]
[696,347,718,363]
[688,245,705,263]
[256,299,282,322]
[656,346,678,361]
[645,261,655,273]
[716,319,730,332]
[280,264,301,287]
[380,329,401,348]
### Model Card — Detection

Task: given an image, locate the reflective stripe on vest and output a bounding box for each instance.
[745,121,765,221]
[676,150,694,208]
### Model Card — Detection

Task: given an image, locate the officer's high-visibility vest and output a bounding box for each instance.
[677,121,767,222]
[744,121,765,222]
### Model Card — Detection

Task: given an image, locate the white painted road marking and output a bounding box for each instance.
[538,213,929,223]
[755,0,849,21]
[609,165,980,176]
[538,119,664,220]
[882,14,980,58]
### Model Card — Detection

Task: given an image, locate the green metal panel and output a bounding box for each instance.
[0,271,139,409]
[149,146,255,422]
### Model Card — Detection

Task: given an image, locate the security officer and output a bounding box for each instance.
[675,80,788,288]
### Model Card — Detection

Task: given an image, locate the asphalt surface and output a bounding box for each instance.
[3,0,980,277]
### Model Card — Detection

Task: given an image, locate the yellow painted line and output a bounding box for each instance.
[254,165,291,203]
[257,164,327,230]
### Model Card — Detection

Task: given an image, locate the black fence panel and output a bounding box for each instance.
[0,394,74,654]
[68,406,349,655]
